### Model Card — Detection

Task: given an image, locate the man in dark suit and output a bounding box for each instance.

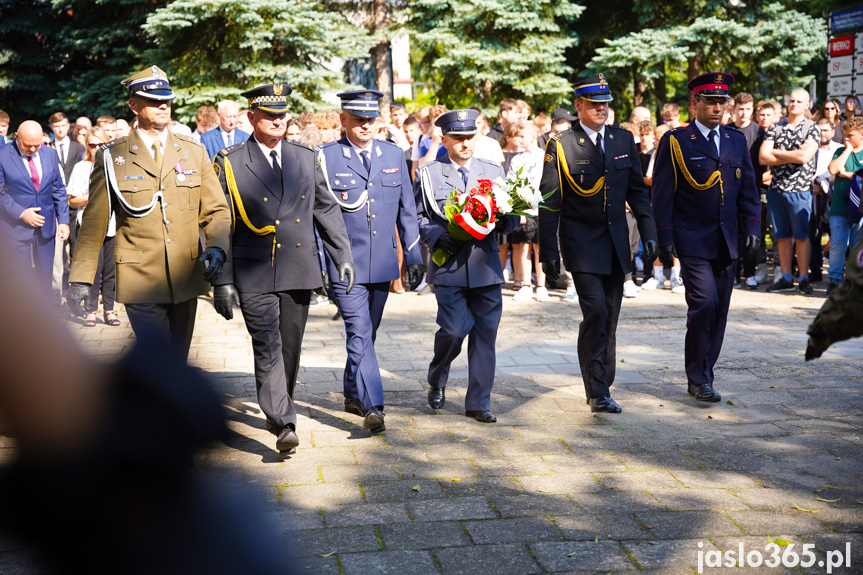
[415,109,520,423]
[201,100,251,161]
[539,75,658,414]
[0,120,70,296]
[652,73,761,403]
[318,89,424,433]
[212,84,354,458]
[49,111,85,292]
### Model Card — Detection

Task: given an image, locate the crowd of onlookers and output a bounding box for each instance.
[1,88,861,319]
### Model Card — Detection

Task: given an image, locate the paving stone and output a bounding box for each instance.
[409,496,498,522]
[635,510,745,539]
[670,470,761,489]
[622,538,718,569]
[436,543,542,575]
[529,540,637,572]
[360,479,445,503]
[550,513,652,541]
[340,549,439,575]
[489,494,581,517]
[649,488,749,511]
[464,517,562,544]
[290,526,380,556]
[724,510,834,535]
[596,471,684,491]
[289,554,341,574]
[570,490,667,514]
[729,487,821,510]
[323,502,412,526]
[319,463,400,483]
[516,473,604,494]
[543,453,628,473]
[378,520,472,550]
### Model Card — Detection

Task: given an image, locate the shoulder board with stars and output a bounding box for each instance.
[103,137,127,149]
[220,142,246,156]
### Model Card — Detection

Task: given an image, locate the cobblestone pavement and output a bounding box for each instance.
[5,280,863,574]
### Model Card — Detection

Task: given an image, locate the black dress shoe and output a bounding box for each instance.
[344,398,363,416]
[465,410,497,423]
[363,407,385,433]
[589,396,622,413]
[428,387,445,409]
[688,383,721,402]
[276,425,300,455]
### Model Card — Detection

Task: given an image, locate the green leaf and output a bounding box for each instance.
[769,385,781,388]
[539,489,554,493]
[319,551,336,557]
[613,426,625,430]
[468,488,476,492]
[411,485,422,492]
[594,535,599,542]
[726,400,735,405]
[451,478,461,482]
[767,536,791,546]
[821,485,840,489]
[567,551,577,557]
[816,496,841,502]
[793,502,820,513]
[694,436,709,439]
[459,438,469,442]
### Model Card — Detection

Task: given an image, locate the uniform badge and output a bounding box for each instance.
[177,173,185,182]
[545,154,553,162]
[608,133,613,139]
[334,180,340,185]
[336,173,352,177]
[152,66,161,78]
[579,138,585,144]
[376,145,382,157]
[114,156,126,166]
[736,168,741,179]
[341,192,349,200]
[457,110,467,121]
[342,147,351,159]
[274,84,283,96]
[382,168,399,174]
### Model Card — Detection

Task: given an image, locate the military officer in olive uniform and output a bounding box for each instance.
[539,75,658,414]
[211,84,353,457]
[415,109,520,423]
[318,90,424,433]
[68,66,231,360]
[651,73,761,403]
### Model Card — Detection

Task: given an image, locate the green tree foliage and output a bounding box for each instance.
[143,0,374,121]
[0,0,164,124]
[408,0,584,114]
[590,1,826,115]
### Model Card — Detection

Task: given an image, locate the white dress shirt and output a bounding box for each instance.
[693,120,721,156]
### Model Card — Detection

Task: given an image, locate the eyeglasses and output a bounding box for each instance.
[87,142,102,149]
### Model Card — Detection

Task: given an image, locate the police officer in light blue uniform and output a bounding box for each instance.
[651,72,761,403]
[415,109,520,423]
[318,89,424,433]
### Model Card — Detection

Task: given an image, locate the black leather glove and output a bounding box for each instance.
[744,234,761,262]
[642,240,658,265]
[213,284,240,321]
[542,260,560,282]
[406,264,424,291]
[67,282,91,315]
[658,244,677,268]
[494,217,509,231]
[337,262,355,295]
[199,247,226,283]
[435,232,463,255]
[322,269,330,292]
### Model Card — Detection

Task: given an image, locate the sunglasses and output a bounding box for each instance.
[87,142,103,149]
[824,106,837,110]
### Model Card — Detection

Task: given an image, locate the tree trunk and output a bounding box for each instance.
[687,55,701,81]
[654,70,666,122]
[632,64,645,108]
[371,0,391,122]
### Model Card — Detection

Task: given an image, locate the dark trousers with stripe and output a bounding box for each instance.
[428,284,502,411]
[239,290,310,429]
[679,253,735,386]
[571,257,624,400]
[331,281,390,412]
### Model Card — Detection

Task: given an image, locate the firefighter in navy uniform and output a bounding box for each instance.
[651,72,761,403]
[212,83,353,457]
[538,75,658,414]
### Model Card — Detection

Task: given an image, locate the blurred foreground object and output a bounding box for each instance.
[806,237,863,360]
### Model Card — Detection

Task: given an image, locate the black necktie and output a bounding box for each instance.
[708,129,718,155]
[596,132,605,164]
[270,150,282,183]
